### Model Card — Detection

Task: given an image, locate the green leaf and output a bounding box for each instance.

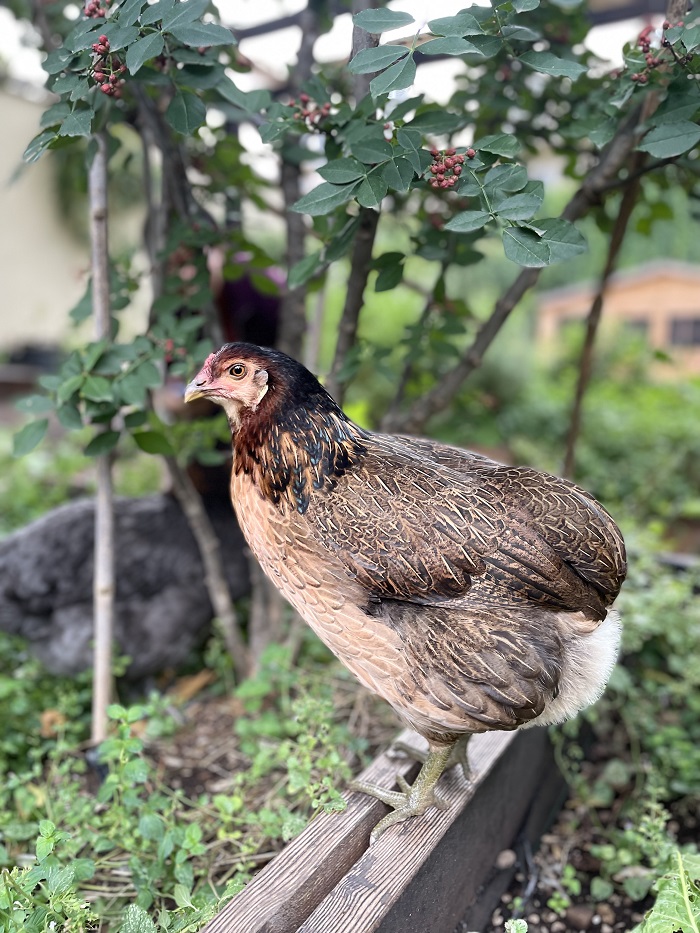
[681,24,700,52]
[36,836,54,861]
[217,77,270,113]
[23,130,58,163]
[126,33,164,74]
[43,47,74,73]
[467,35,502,58]
[352,9,415,33]
[119,0,146,26]
[382,156,414,193]
[375,260,404,292]
[120,904,157,933]
[483,163,528,193]
[649,87,700,126]
[288,251,324,288]
[396,127,422,150]
[56,403,83,430]
[160,0,208,29]
[317,158,366,184]
[407,110,463,134]
[502,227,550,267]
[138,813,164,841]
[165,90,206,134]
[492,183,544,220]
[140,0,174,25]
[638,121,700,158]
[51,73,83,94]
[15,393,53,415]
[59,110,93,138]
[513,0,540,9]
[501,24,541,41]
[325,216,361,262]
[478,133,520,157]
[538,217,587,261]
[291,181,359,216]
[174,883,194,909]
[445,210,492,233]
[13,419,49,457]
[57,373,85,403]
[636,851,700,933]
[427,13,484,36]
[419,37,483,56]
[123,758,150,782]
[100,25,140,51]
[84,430,120,457]
[519,50,587,79]
[132,431,175,456]
[82,375,114,402]
[348,45,408,74]
[370,55,416,97]
[350,134,394,164]
[356,173,388,208]
[39,820,55,837]
[169,22,235,46]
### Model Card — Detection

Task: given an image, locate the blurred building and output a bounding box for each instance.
[536,261,700,376]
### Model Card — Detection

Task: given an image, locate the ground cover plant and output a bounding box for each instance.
[0,629,396,931]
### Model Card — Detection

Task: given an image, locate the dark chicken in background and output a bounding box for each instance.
[185,343,627,842]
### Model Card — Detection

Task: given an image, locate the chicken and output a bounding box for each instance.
[185,343,626,842]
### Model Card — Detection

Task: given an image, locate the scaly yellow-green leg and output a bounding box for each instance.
[351,742,457,844]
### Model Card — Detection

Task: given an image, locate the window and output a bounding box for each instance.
[624,318,649,337]
[670,318,700,346]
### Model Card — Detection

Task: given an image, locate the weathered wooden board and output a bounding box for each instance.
[297,729,550,933]
[200,728,428,933]
[201,725,563,933]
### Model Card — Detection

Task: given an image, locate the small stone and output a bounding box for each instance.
[598,904,615,924]
[496,848,517,870]
[501,893,512,904]
[602,924,614,933]
[551,922,566,932]
[527,914,540,924]
[592,916,602,926]
[491,911,503,925]
[566,905,595,930]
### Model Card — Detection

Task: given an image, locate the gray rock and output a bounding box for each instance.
[0,494,250,679]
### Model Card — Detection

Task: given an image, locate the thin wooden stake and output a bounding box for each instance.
[89,132,115,745]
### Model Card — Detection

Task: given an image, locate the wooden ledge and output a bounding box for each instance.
[202,727,562,933]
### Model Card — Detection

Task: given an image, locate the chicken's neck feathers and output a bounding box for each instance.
[232,398,368,514]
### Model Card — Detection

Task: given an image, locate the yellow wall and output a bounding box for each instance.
[537,267,700,376]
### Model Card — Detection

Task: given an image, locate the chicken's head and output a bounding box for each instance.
[184,343,333,429]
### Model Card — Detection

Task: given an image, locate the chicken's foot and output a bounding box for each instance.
[351,743,455,844]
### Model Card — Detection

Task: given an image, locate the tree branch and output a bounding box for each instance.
[562,170,642,478]
[164,456,250,681]
[277,3,324,359]
[324,1,381,404]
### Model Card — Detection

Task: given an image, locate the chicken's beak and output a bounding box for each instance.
[184,373,210,403]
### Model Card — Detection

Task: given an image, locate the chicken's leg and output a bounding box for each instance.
[392,733,473,781]
[351,742,456,844]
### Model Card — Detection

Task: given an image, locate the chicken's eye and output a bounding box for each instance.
[229,363,247,378]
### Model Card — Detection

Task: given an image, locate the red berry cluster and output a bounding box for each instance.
[85,0,109,17]
[631,20,689,82]
[289,92,331,130]
[427,148,474,190]
[91,35,127,97]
